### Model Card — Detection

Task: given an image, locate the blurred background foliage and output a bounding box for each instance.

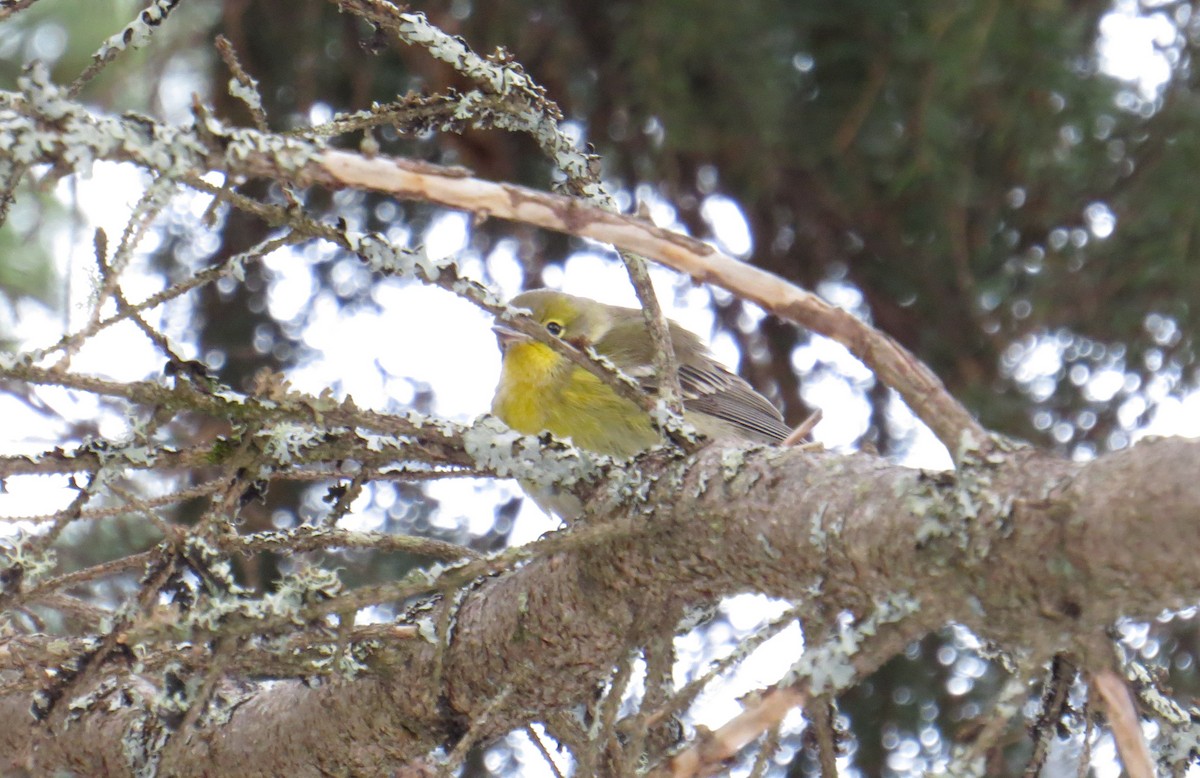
[2,0,1198,774]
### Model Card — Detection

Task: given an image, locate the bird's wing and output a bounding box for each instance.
[597,317,791,444]
[675,362,791,444]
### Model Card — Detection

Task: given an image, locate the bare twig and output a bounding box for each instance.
[808,695,839,778]
[618,207,684,420]
[30,232,300,365]
[213,34,303,210]
[1090,668,1154,778]
[783,409,823,446]
[159,635,238,763]
[747,724,781,778]
[593,647,640,769]
[623,626,679,771]
[524,725,568,778]
[956,665,1033,769]
[645,605,804,731]
[442,687,512,773]
[657,687,807,778]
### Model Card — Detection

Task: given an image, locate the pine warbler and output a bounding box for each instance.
[491,289,790,462]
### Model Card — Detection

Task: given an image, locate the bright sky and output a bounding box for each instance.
[0,5,1195,775]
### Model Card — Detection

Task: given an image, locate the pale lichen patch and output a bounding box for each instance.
[786,593,920,694]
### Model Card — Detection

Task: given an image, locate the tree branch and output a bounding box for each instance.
[2,436,1196,773]
[0,82,987,459]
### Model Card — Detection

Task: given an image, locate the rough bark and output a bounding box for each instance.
[2,436,1196,774]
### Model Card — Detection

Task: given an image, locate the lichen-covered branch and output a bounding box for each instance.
[338,3,687,418]
[1,436,1196,773]
[0,5,1195,775]
[0,70,986,458]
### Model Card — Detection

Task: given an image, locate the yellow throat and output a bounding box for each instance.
[492,340,658,458]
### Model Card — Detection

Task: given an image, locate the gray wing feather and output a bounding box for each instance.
[676,363,790,443]
[598,316,790,444]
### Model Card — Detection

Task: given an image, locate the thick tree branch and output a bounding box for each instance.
[1,436,1196,773]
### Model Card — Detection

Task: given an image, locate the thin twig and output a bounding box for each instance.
[68,0,184,97]
[214,35,270,132]
[159,635,238,763]
[0,0,43,21]
[213,34,303,209]
[623,627,679,771]
[314,148,991,458]
[808,695,839,778]
[748,724,781,778]
[29,232,299,365]
[441,687,512,773]
[783,409,823,446]
[656,686,807,778]
[541,709,589,766]
[524,725,568,778]
[1078,695,1092,778]
[645,605,805,730]
[1025,654,1076,778]
[1,86,989,457]
[1090,668,1154,778]
[594,648,639,762]
[958,664,1033,768]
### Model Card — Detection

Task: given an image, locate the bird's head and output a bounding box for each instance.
[493,289,613,353]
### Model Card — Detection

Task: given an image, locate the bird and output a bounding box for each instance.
[490,288,791,463]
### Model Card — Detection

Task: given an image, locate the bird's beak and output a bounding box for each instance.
[492,324,530,353]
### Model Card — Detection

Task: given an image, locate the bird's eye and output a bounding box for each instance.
[546,321,563,336]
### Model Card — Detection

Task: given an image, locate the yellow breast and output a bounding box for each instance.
[492,341,658,458]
